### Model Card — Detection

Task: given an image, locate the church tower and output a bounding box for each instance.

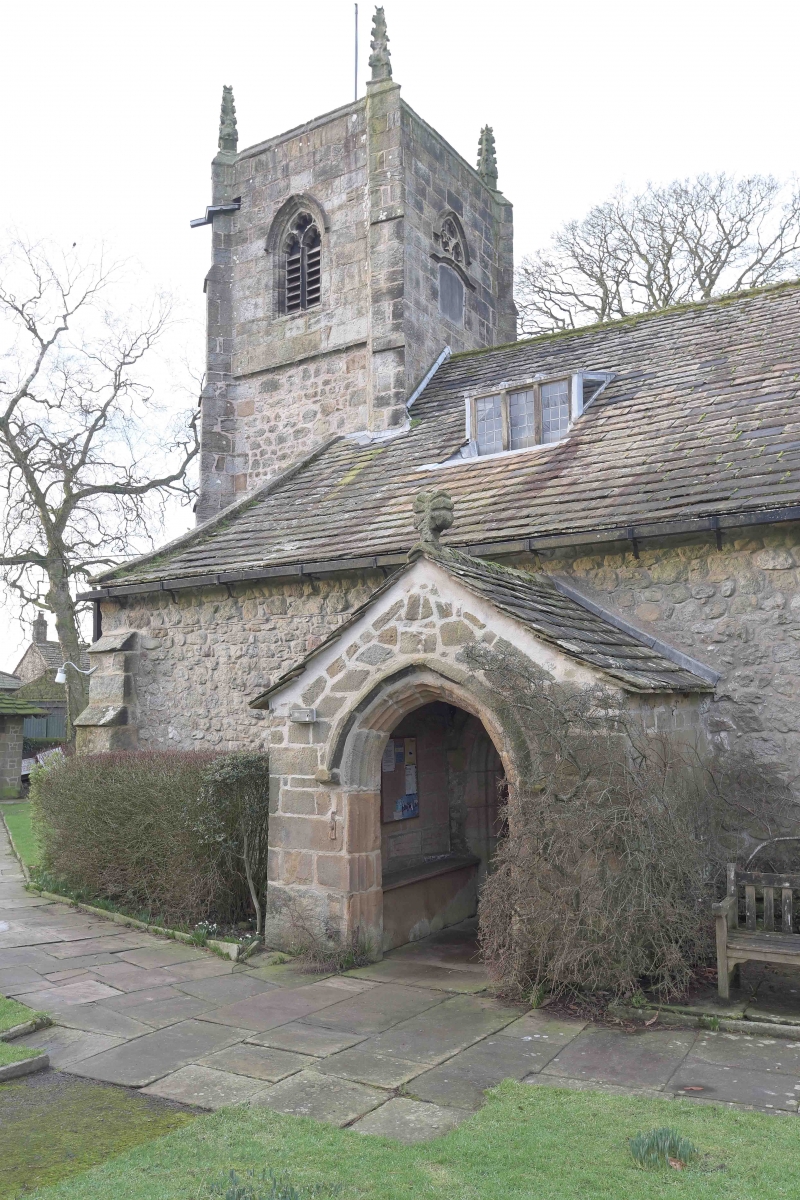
[195,8,516,523]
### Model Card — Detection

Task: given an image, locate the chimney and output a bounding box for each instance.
[32,613,48,644]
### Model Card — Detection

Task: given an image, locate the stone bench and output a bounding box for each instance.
[714,863,800,998]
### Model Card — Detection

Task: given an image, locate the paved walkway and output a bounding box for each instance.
[3,823,800,1141]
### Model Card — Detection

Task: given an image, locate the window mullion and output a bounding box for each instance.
[501,390,510,451]
[534,385,543,445]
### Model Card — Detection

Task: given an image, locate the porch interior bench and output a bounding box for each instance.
[714,863,800,998]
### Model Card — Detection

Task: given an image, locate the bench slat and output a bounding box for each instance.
[783,888,794,933]
[728,931,800,952]
[745,885,757,931]
[735,869,800,889]
[763,886,775,931]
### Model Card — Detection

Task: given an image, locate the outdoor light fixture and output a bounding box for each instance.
[55,662,97,684]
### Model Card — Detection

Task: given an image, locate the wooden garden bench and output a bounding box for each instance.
[714,863,800,998]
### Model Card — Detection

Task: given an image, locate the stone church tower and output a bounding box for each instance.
[194,8,516,522]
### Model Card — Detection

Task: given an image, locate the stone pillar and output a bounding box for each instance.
[74,632,139,753]
[196,89,242,524]
[365,77,408,433]
[0,715,25,799]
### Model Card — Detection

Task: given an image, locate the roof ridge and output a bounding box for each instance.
[448,279,800,363]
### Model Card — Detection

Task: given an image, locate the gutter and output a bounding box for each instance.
[77,502,800,602]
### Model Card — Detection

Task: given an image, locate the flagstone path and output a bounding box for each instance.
[3,821,800,1141]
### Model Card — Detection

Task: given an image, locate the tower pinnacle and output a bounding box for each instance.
[369,7,392,81]
[477,126,498,190]
[218,85,238,155]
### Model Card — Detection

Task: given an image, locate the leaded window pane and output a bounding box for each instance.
[475,394,503,455]
[541,379,570,443]
[508,389,536,449]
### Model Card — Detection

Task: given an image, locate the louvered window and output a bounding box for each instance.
[284,213,321,313]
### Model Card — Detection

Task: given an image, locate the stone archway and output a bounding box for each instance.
[329,668,517,954]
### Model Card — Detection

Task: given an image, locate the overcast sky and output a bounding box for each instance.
[2,0,800,668]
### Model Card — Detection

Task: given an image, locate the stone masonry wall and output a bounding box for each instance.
[0,715,24,799]
[529,520,800,783]
[401,104,516,393]
[98,571,385,753]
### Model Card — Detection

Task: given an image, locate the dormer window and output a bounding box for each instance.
[285,213,321,313]
[464,373,611,459]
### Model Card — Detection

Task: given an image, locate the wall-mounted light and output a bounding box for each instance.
[55,662,97,685]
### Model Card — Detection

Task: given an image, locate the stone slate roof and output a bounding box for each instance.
[254,548,714,703]
[0,695,46,716]
[0,672,21,691]
[94,284,800,591]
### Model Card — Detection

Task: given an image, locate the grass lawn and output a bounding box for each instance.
[0,801,40,868]
[0,994,44,1035]
[0,1040,43,1066]
[25,1082,800,1200]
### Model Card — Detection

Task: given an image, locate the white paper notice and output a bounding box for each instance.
[382,740,395,772]
[404,764,417,795]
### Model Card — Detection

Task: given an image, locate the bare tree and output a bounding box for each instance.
[516,173,800,334]
[0,238,198,731]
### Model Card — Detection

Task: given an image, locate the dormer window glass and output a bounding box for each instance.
[541,379,570,443]
[463,372,612,460]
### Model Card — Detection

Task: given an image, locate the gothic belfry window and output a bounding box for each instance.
[285,214,321,313]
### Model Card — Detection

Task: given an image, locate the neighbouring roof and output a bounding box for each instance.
[0,672,21,691]
[0,695,47,716]
[13,641,90,679]
[93,284,800,592]
[253,548,715,704]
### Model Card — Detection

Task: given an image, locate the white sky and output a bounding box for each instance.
[2,0,800,669]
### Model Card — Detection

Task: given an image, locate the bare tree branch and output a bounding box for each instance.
[516,173,800,335]
[0,237,199,731]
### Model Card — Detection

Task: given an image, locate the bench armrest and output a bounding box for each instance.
[713,894,737,931]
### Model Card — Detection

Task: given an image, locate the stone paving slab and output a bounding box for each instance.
[243,962,335,989]
[91,963,183,993]
[345,960,488,993]
[541,1028,697,1089]
[318,1046,430,1089]
[115,995,218,1030]
[406,1033,560,1110]
[498,1011,587,1043]
[202,981,365,1032]
[250,1069,386,1126]
[246,1023,367,1057]
[63,1018,250,1087]
[0,964,46,992]
[16,1025,125,1068]
[366,995,520,1066]
[118,945,211,969]
[351,1096,468,1142]
[176,974,278,1004]
[40,952,120,974]
[667,1060,800,1111]
[687,1030,800,1075]
[142,1064,267,1109]
[159,958,238,983]
[99,985,185,1011]
[304,984,446,1035]
[44,935,152,959]
[199,1043,316,1081]
[53,1004,154,1039]
[14,979,123,1008]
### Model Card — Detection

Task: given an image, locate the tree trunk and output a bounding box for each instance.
[46,558,88,739]
[241,828,263,937]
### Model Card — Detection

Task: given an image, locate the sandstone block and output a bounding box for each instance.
[440,620,475,646]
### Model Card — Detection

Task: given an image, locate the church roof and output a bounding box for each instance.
[89,283,800,595]
[252,547,715,702]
